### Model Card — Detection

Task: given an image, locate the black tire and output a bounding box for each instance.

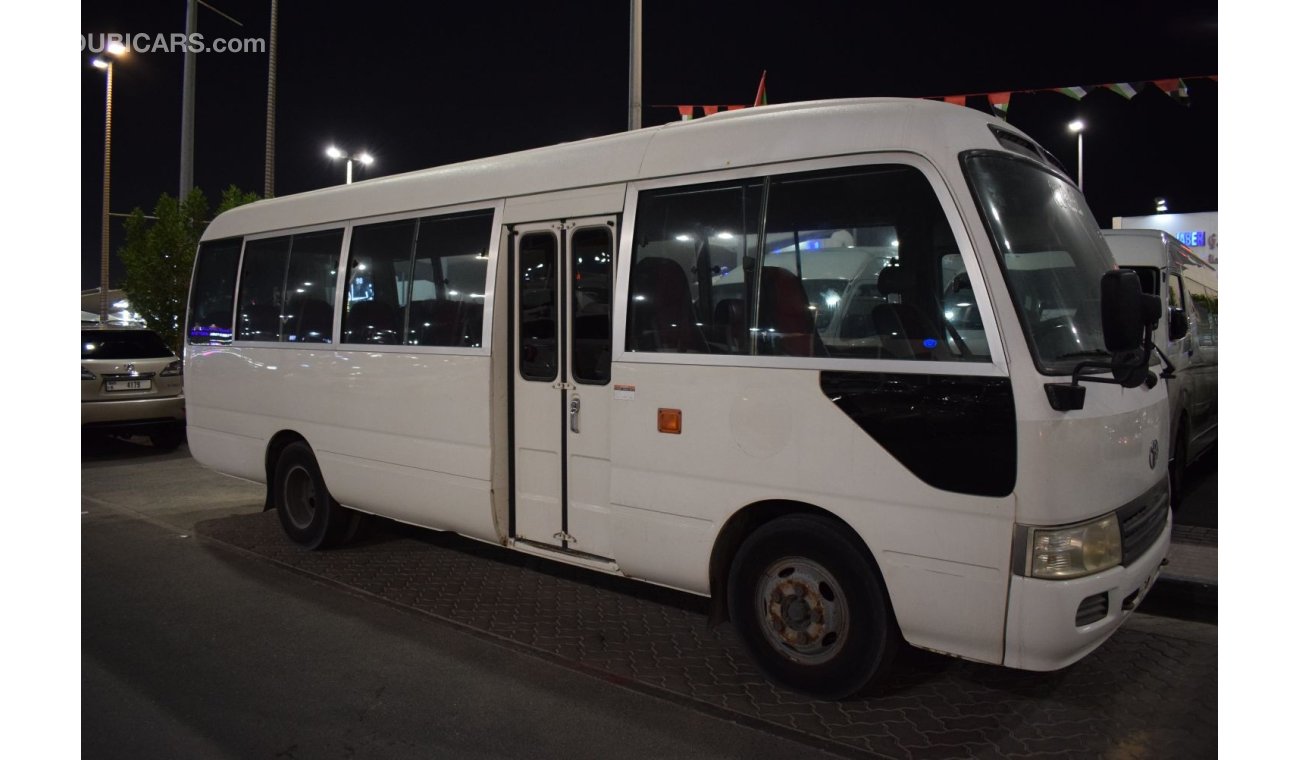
[1169,420,1189,509]
[727,515,898,699]
[273,441,356,550]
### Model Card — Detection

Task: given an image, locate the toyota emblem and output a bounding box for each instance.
[1148,440,1160,470]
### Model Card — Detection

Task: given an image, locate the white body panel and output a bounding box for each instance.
[187,98,1171,673]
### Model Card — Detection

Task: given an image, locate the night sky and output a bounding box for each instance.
[80,1,1218,290]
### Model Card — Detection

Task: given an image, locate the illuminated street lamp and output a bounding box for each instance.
[325,146,374,185]
[92,41,128,321]
[1068,120,1085,191]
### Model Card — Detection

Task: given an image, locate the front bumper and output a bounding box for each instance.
[1003,510,1171,671]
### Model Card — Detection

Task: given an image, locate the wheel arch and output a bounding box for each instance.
[707,499,889,625]
[263,430,309,511]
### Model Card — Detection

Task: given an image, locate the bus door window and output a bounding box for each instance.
[519,232,559,381]
[571,226,614,384]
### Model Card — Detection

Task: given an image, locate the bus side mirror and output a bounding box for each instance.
[1100,270,1145,352]
[1100,270,1160,389]
[1168,308,1189,341]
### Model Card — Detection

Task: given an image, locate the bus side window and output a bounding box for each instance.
[236,236,292,342]
[342,220,417,345]
[282,229,343,343]
[760,165,988,361]
[409,210,493,348]
[188,237,242,345]
[628,179,762,355]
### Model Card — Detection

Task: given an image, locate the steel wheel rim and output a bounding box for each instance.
[754,556,849,666]
[283,464,317,531]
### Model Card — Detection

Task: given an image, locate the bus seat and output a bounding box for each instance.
[712,298,748,354]
[872,266,946,359]
[758,266,824,357]
[345,300,400,344]
[290,298,333,343]
[630,257,708,353]
[238,303,281,341]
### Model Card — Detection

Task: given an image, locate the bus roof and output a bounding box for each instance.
[205,98,1038,241]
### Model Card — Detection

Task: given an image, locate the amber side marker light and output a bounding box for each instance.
[658,408,682,434]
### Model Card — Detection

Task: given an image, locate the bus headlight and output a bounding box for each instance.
[1027,515,1121,579]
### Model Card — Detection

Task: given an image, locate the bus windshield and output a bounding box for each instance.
[963,152,1115,374]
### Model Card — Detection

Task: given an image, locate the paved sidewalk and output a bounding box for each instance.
[1147,525,1217,623]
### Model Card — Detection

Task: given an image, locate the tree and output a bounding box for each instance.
[119,185,259,351]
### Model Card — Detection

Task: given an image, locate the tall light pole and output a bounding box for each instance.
[326,146,374,185]
[1068,119,1085,191]
[628,0,642,131]
[93,41,128,322]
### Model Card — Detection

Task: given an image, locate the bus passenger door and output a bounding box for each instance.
[511,218,616,559]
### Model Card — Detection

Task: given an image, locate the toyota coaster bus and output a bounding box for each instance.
[185,98,1171,698]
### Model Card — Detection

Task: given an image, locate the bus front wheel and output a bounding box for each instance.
[273,442,358,550]
[727,515,898,699]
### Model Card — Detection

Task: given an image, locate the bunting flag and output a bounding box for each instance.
[1106,82,1139,99]
[662,74,1213,122]
[988,92,1011,119]
[1153,78,1190,103]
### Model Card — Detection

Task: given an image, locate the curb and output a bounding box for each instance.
[1142,574,1217,624]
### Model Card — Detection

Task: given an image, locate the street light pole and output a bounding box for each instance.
[93,42,127,322]
[1068,119,1085,191]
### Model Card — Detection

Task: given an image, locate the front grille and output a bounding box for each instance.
[1075,592,1109,626]
[1117,479,1169,565]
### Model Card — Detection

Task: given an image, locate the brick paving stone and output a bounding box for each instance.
[197,511,1217,760]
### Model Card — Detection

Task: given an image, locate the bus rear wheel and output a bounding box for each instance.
[727,515,898,699]
[273,442,358,550]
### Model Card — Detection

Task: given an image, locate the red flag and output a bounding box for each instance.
[753,70,768,107]
[988,92,1011,119]
[676,105,694,121]
[943,95,967,106]
[702,105,720,116]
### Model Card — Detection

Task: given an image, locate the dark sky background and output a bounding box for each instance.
[80,0,1218,290]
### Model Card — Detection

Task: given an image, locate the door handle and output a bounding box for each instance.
[569,395,581,433]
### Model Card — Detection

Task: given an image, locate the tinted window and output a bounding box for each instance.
[188,237,242,345]
[518,232,558,381]
[1185,280,1217,347]
[283,230,343,343]
[236,236,292,341]
[83,330,175,360]
[629,166,985,362]
[572,226,614,384]
[760,165,984,360]
[408,210,493,347]
[628,179,762,354]
[342,220,417,345]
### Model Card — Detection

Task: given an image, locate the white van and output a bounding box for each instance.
[1104,229,1217,504]
[185,99,1171,698]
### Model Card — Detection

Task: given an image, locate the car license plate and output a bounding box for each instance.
[106,379,152,392]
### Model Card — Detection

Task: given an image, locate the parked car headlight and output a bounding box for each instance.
[1025,514,1121,579]
[160,360,183,377]
[82,367,97,381]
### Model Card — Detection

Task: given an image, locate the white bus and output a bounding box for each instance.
[1104,229,1218,506]
[185,98,1171,699]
